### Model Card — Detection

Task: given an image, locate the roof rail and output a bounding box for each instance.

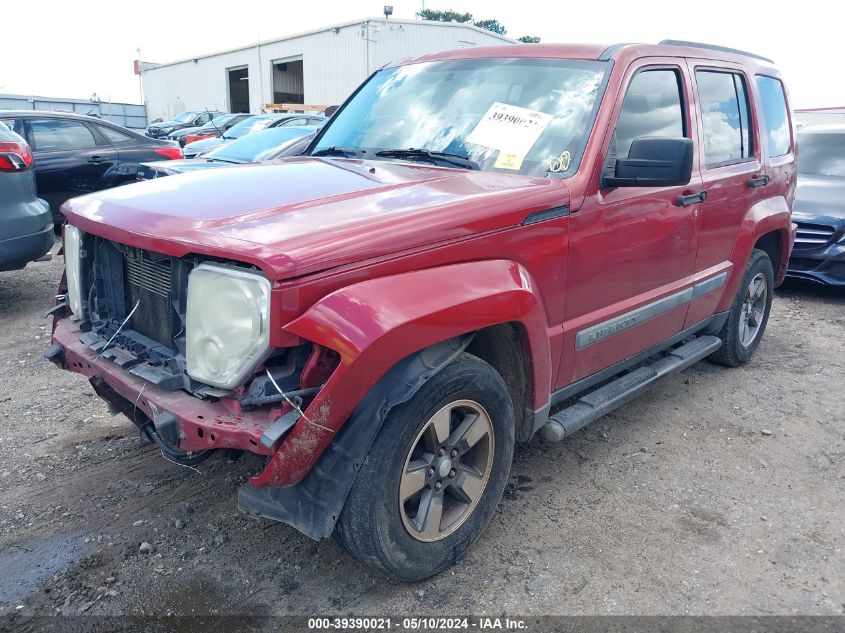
[658,40,774,63]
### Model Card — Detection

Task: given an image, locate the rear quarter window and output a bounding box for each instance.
[755,76,791,157]
[98,125,135,144]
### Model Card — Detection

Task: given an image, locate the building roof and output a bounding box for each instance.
[142,17,514,72]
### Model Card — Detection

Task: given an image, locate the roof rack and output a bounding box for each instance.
[658,40,774,63]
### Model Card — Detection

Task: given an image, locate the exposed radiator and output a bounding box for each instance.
[124,256,174,348]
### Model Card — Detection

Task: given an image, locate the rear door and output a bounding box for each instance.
[683,61,763,327]
[559,60,704,386]
[25,117,119,215]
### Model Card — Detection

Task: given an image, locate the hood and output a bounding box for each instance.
[794,174,845,222]
[62,158,568,280]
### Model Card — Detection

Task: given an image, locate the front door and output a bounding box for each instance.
[558,61,704,387]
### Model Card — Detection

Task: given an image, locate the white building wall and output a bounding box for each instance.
[141,19,511,121]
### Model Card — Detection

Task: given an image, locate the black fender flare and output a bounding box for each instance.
[237,334,473,539]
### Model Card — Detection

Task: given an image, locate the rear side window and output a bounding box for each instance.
[755,76,791,157]
[696,70,753,167]
[613,69,685,159]
[1,118,25,137]
[30,119,97,151]
[98,125,134,144]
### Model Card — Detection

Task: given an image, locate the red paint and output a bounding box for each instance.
[54,43,795,489]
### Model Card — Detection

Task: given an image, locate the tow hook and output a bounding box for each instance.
[43,342,66,369]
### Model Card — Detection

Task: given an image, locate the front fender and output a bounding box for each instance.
[250,259,551,487]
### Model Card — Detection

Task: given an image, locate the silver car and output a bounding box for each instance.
[0,121,53,271]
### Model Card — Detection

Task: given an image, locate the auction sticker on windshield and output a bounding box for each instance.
[466,102,553,168]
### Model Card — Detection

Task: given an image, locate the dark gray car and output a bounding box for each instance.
[0,121,53,271]
[787,125,845,285]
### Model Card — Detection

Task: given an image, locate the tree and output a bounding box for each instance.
[473,19,507,35]
[518,35,541,43]
[417,9,473,23]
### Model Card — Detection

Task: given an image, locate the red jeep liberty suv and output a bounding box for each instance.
[46,40,796,580]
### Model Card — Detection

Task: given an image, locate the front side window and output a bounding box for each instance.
[312,58,610,177]
[797,133,845,177]
[756,76,791,157]
[696,70,754,167]
[611,69,685,160]
[30,119,97,151]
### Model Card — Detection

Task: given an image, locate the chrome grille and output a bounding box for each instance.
[124,256,173,347]
[794,222,835,250]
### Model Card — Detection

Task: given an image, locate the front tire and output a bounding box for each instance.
[709,248,774,367]
[334,353,515,581]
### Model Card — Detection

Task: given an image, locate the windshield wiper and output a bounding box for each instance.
[375,148,479,170]
[311,146,366,158]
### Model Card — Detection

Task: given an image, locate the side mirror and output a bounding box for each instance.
[603,136,693,188]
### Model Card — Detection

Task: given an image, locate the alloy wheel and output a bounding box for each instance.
[739,272,767,347]
[398,399,495,542]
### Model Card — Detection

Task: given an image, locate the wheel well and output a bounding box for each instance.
[754,231,782,274]
[465,322,534,442]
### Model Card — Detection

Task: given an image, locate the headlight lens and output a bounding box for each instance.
[186,263,272,389]
[64,225,84,318]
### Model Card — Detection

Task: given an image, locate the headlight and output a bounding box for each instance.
[64,225,84,318]
[186,263,272,389]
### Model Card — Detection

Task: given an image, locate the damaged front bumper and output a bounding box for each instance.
[48,318,278,456]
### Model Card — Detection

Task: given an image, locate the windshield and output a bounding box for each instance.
[173,111,199,123]
[260,132,316,161]
[226,116,277,139]
[311,58,609,177]
[205,126,317,163]
[798,133,845,177]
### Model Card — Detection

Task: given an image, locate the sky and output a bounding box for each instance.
[0,0,839,109]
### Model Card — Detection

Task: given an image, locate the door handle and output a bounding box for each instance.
[88,156,105,164]
[748,174,770,188]
[675,191,707,207]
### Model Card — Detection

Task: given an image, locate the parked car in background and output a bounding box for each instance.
[48,41,795,580]
[146,110,224,139]
[166,125,204,147]
[183,113,253,146]
[182,113,325,158]
[0,111,183,229]
[0,121,53,271]
[787,125,845,285]
[137,126,319,179]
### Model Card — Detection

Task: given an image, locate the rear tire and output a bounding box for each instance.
[708,248,774,367]
[333,353,514,581]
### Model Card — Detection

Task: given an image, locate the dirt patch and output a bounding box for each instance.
[0,251,843,617]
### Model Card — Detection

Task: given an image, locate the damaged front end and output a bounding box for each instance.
[46,227,339,473]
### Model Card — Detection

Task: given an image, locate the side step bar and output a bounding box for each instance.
[540,335,722,442]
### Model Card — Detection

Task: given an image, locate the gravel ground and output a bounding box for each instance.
[0,247,842,620]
